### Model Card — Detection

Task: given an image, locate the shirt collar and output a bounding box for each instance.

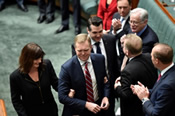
[91,37,103,45]
[137,25,147,36]
[161,63,174,76]
[120,12,130,21]
[78,56,92,66]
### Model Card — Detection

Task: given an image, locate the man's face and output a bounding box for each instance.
[87,24,103,42]
[75,40,92,61]
[130,13,147,33]
[117,0,131,17]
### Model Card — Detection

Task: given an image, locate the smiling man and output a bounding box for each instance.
[59,34,110,116]
[129,8,159,53]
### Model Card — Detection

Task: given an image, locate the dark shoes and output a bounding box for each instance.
[75,27,81,35]
[55,25,69,34]
[37,15,54,24]
[37,15,46,24]
[45,15,55,24]
[0,3,5,11]
[18,4,28,12]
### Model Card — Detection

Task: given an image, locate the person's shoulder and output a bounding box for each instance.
[103,34,116,41]
[91,53,104,59]
[43,59,51,64]
[10,69,21,79]
[62,56,77,67]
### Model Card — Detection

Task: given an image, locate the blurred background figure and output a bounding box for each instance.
[37,0,55,24]
[97,0,118,34]
[10,43,59,116]
[0,0,28,12]
[55,0,81,35]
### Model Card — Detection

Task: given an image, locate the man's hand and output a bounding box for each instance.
[112,18,122,34]
[130,81,149,100]
[68,89,75,98]
[114,76,121,89]
[100,97,109,110]
[85,102,101,114]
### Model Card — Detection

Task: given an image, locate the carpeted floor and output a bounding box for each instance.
[0,2,87,116]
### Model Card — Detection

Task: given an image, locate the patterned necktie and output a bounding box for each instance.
[84,62,94,102]
[157,74,161,82]
[94,42,101,54]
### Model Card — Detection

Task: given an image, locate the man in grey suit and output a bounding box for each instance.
[131,43,175,116]
[114,34,157,116]
[59,34,110,116]
[109,0,132,67]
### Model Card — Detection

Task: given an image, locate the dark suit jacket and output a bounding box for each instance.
[109,12,130,66]
[143,64,175,116]
[138,25,159,53]
[58,54,110,116]
[72,34,120,116]
[110,12,130,38]
[10,59,58,116]
[115,53,158,116]
[72,34,120,86]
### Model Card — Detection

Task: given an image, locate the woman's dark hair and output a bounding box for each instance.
[19,43,45,73]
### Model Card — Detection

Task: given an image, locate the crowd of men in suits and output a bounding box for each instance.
[59,0,175,116]
[3,0,175,115]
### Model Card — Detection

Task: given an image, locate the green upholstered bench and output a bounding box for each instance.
[137,0,175,61]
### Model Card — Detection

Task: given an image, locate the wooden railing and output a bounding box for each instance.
[155,0,175,24]
[0,99,7,116]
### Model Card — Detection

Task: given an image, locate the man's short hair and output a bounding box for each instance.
[124,34,142,55]
[130,8,148,22]
[74,33,91,48]
[87,16,103,31]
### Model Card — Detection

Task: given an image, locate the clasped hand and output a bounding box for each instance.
[85,97,109,114]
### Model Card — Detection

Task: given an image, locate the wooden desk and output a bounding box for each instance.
[155,0,175,24]
[0,99,7,116]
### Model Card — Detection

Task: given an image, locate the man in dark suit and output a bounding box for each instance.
[0,0,28,12]
[114,34,158,116]
[72,16,120,116]
[129,7,159,53]
[37,0,55,24]
[109,0,131,67]
[58,33,110,116]
[55,0,81,35]
[131,43,175,116]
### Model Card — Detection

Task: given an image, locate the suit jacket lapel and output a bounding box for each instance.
[151,65,175,94]
[90,54,101,87]
[73,56,86,88]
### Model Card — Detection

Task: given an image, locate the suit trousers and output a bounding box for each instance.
[60,0,81,28]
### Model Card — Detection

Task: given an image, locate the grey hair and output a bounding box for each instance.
[130,8,148,22]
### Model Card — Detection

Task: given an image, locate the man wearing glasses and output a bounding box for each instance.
[129,8,159,53]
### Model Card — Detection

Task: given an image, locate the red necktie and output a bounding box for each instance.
[157,74,161,82]
[84,62,94,102]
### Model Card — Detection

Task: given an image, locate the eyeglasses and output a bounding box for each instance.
[129,20,143,26]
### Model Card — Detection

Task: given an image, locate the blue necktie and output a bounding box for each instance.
[95,42,101,54]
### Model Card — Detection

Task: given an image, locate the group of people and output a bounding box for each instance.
[9,0,175,116]
[0,0,81,35]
